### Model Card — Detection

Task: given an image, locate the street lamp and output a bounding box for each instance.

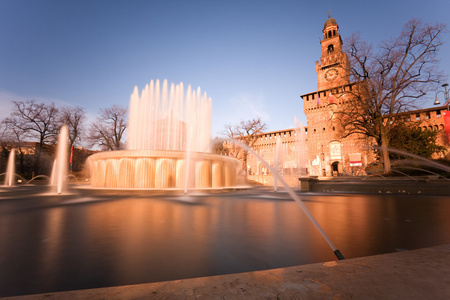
[434,83,449,110]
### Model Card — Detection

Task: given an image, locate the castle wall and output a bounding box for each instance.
[235,15,449,181]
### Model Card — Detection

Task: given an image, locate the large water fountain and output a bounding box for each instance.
[87,79,241,189]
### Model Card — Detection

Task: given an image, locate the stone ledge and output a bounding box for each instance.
[7,245,450,300]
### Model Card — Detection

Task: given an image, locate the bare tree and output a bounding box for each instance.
[239,118,267,172]
[7,100,59,174]
[59,106,86,149]
[220,117,267,172]
[88,104,127,151]
[337,19,446,173]
[220,123,241,158]
[211,136,230,155]
[0,120,15,172]
[1,118,31,174]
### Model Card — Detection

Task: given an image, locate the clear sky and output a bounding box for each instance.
[1,0,449,140]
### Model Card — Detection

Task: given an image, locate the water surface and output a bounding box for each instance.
[0,186,449,297]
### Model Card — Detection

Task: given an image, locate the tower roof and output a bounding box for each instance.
[323,17,337,30]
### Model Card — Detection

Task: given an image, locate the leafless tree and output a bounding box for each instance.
[1,118,31,174]
[88,104,127,151]
[211,136,230,155]
[9,100,59,145]
[7,100,60,174]
[59,106,86,149]
[337,19,446,173]
[220,117,267,172]
[220,123,241,158]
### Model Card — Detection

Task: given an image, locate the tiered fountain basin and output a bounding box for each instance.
[87,150,241,189]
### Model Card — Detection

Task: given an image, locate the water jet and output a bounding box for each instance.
[3,148,15,187]
[50,125,69,194]
[87,80,241,189]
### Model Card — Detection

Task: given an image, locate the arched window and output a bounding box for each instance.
[328,31,332,38]
[327,44,334,53]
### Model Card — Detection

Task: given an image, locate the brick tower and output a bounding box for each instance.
[300,14,367,176]
[316,13,350,91]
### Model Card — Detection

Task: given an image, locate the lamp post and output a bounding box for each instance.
[434,83,449,110]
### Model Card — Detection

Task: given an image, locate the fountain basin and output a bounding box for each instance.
[87,150,241,189]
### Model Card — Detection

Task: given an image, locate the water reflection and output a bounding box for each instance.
[0,188,449,297]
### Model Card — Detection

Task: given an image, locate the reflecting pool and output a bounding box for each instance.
[0,185,449,297]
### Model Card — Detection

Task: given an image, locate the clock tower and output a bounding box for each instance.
[300,13,360,177]
[315,13,350,91]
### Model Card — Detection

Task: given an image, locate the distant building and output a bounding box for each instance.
[243,14,449,179]
[0,142,97,177]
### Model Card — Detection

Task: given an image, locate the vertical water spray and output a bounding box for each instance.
[4,148,15,187]
[127,79,212,152]
[88,79,240,189]
[50,159,57,186]
[274,138,282,192]
[294,117,307,176]
[52,125,69,194]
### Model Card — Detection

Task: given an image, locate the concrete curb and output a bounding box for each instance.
[7,244,450,299]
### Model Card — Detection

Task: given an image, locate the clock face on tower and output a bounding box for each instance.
[324,68,339,81]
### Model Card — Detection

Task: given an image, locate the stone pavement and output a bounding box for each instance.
[7,245,450,300]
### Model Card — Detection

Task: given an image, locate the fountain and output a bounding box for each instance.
[87,79,241,189]
[4,130,450,297]
[274,138,282,192]
[50,125,69,194]
[294,117,307,176]
[4,148,15,187]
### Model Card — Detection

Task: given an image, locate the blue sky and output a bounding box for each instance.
[1,0,449,139]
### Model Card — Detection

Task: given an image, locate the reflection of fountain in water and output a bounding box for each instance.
[88,79,241,189]
[4,148,15,187]
[50,125,69,194]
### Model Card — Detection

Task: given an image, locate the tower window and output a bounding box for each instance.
[327,44,334,53]
[328,31,332,38]
[333,30,336,36]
